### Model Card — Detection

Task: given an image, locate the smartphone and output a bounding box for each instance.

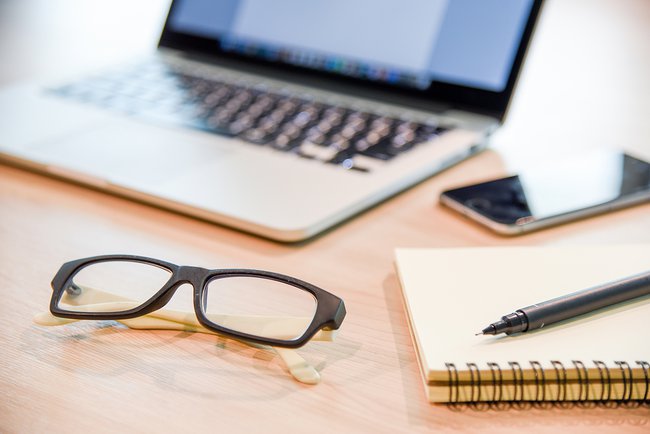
[440,151,650,235]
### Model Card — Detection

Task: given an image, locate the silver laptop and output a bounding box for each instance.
[0,0,543,241]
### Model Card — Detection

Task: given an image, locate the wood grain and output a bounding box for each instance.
[1,0,649,432]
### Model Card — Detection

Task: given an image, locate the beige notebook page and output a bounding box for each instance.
[395,246,650,382]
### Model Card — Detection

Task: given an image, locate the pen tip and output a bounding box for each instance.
[475,331,483,336]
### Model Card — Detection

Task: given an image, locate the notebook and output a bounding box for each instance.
[0,0,543,241]
[394,246,650,403]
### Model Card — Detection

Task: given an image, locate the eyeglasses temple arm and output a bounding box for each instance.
[56,300,335,342]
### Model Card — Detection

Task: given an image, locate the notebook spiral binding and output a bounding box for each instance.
[444,360,650,403]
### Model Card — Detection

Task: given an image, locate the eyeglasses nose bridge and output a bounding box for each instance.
[151,265,206,310]
[175,265,209,280]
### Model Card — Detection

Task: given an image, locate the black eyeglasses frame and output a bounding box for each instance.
[49,255,346,349]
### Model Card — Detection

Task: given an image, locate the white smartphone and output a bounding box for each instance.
[440,150,650,235]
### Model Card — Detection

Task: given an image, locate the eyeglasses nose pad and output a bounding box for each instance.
[201,287,208,310]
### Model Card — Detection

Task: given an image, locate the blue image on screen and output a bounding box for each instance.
[167,0,534,93]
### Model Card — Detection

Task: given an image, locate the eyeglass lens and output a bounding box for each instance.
[57,260,172,313]
[202,276,317,341]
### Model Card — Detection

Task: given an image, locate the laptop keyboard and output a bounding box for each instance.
[52,61,451,173]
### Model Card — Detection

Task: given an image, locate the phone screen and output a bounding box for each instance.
[442,151,650,225]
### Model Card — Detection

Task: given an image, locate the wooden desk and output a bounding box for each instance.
[1,1,649,432]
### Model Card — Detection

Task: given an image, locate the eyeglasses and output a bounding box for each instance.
[46,255,346,349]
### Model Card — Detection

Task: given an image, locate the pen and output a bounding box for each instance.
[478,270,650,336]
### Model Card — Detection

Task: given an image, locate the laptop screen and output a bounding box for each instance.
[161,0,542,118]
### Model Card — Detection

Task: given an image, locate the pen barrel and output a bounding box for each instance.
[521,270,650,330]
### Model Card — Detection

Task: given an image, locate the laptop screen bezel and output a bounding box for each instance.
[158,0,544,121]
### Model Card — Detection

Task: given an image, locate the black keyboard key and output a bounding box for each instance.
[358,143,395,161]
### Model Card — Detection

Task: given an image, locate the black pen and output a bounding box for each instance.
[478,270,650,336]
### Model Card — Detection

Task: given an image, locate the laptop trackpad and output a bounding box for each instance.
[26,120,233,186]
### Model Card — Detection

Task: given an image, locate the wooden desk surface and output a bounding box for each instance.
[1,1,649,432]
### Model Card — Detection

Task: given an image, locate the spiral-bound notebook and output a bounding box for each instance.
[394,246,650,403]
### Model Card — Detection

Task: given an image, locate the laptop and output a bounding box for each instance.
[0,0,543,242]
